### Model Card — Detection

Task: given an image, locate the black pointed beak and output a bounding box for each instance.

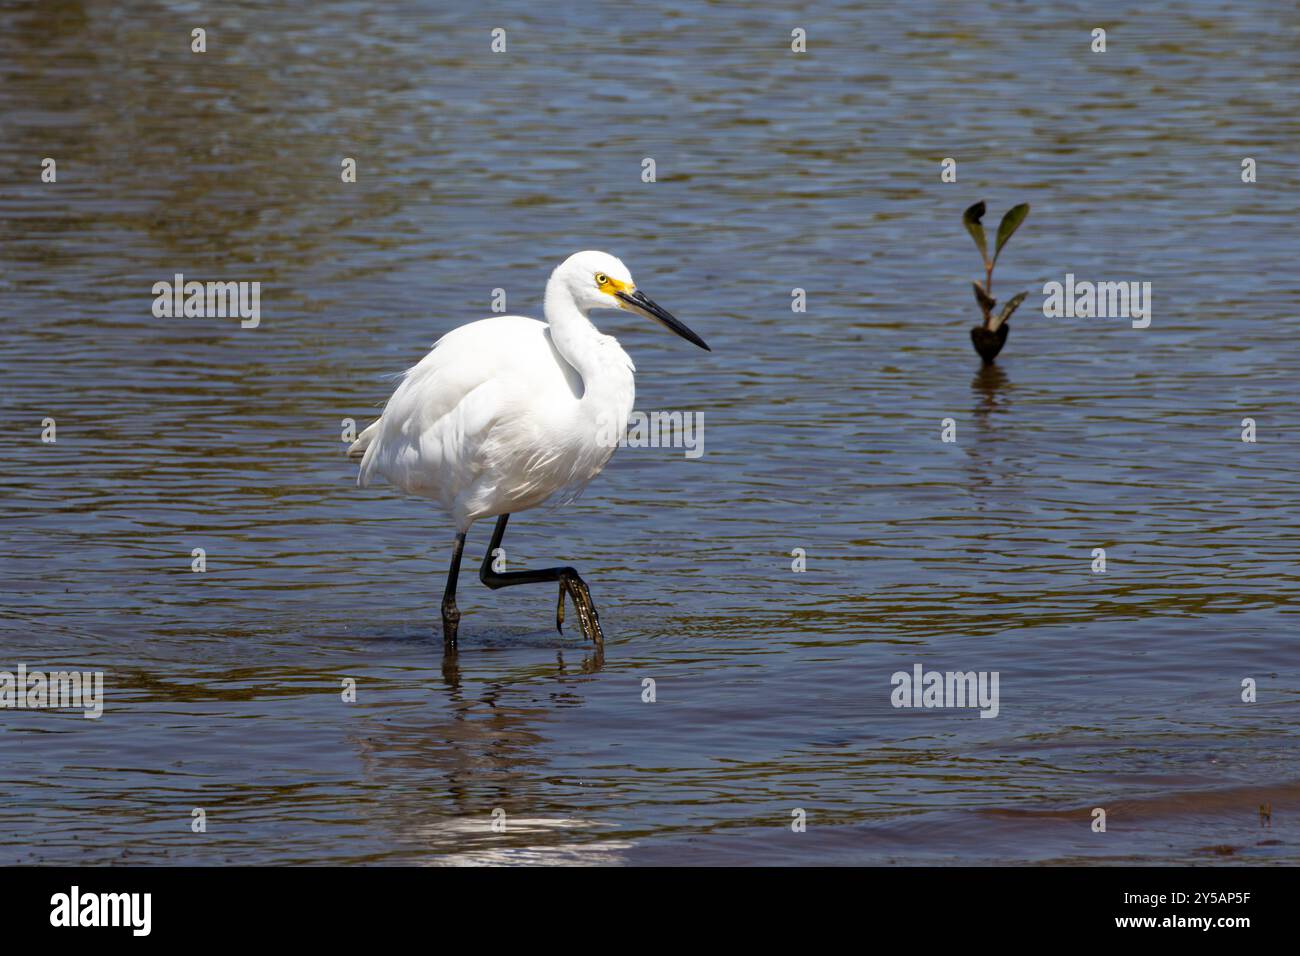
[615,289,710,352]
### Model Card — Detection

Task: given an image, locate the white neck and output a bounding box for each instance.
[543,282,608,389]
[542,280,636,447]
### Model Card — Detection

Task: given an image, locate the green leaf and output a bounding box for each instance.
[963,201,988,266]
[989,290,1027,331]
[993,203,1029,262]
[972,281,995,314]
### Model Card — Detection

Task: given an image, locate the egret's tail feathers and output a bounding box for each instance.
[348,419,383,486]
[346,422,376,460]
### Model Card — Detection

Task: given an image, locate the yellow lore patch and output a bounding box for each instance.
[597,274,632,295]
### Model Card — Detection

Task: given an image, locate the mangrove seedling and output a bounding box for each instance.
[963,200,1029,363]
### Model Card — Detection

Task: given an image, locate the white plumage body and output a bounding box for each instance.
[350,250,703,535]
[353,313,634,531]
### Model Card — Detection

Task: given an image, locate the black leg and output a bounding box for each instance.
[441,531,466,645]
[478,514,604,644]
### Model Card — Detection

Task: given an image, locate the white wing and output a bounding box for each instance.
[350,315,622,528]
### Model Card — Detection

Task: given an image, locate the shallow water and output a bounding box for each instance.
[2,0,1298,865]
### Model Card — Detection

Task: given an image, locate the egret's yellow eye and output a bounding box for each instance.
[594,273,609,286]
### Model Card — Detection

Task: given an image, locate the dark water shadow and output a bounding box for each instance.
[959,363,1016,510]
[971,362,1011,423]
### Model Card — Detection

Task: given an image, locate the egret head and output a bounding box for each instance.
[552,250,710,351]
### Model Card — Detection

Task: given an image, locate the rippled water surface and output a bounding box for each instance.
[2,0,1298,864]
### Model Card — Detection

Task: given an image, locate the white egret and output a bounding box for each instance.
[348,250,710,645]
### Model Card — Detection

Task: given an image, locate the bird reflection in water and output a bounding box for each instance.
[438,640,604,693]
